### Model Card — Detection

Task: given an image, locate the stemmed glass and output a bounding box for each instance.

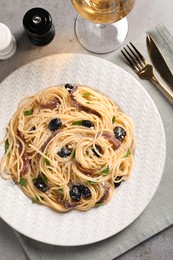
[71,0,136,54]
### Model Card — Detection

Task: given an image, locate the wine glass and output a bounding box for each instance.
[71,0,136,54]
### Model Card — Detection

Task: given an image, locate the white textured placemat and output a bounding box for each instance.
[12,23,173,259]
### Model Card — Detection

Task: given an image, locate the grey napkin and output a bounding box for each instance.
[15,24,173,260]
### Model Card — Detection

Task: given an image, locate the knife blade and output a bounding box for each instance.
[146,35,173,91]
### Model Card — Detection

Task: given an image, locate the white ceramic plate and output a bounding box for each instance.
[0,53,166,246]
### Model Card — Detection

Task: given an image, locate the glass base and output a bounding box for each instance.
[74,15,128,54]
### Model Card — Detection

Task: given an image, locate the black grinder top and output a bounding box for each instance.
[23,7,55,46]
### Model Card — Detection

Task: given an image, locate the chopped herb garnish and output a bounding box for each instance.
[40,172,48,184]
[19,178,27,187]
[112,115,116,124]
[24,109,33,116]
[71,149,76,159]
[72,120,83,126]
[123,148,131,158]
[35,196,40,201]
[32,196,39,203]
[33,195,44,203]
[83,92,91,97]
[88,181,95,185]
[58,188,63,192]
[86,101,90,104]
[45,157,51,166]
[95,202,103,207]
[39,195,44,200]
[100,166,109,175]
[5,139,9,153]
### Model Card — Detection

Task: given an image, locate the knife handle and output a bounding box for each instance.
[151,74,173,103]
[147,35,173,93]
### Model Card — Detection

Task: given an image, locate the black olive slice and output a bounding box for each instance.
[113,126,126,141]
[70,185,81,201]
[64,84,74,93]
[58,146,71,158]
[30,126,36,131]
[81,120,94,128]
[70,184,91,201]
[114,176,123,188]
[92,144,102,157]
[79,185,91,199]
[48,118,62,131]
[33,179,48,192]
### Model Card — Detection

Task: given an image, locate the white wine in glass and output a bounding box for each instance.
[71,0,136,53]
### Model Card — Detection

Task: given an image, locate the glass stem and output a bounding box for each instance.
[96,24,107,29]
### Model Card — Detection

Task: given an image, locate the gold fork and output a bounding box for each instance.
[121,42,173,102]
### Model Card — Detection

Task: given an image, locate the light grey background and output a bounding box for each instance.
[0,1,173,259]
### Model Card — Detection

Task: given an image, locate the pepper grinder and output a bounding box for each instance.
[23,7,55,46]
[0,23,17,60]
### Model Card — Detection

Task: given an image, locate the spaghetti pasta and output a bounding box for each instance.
[0,84,134,212]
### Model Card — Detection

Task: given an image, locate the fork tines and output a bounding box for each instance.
[121,42,146,72]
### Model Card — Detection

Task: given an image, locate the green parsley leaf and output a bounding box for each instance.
[5,139,9,153]
[40,172,48,184]
[123,148,131,158]
[35,196,40,201]
[86,101,90,104]
[71,149,76,159]
[33,195,44,203]
[95,202,103,207]
[58,188,63,192]
[72,120,83,126]
[24,109,33,116]
[112,115,116,124]
[87,181,95,185]
[45,157,51,166]
[32,196,39,203]
[39,195,44,200]
[83,92,91,97]
[19,178,27,187]
[100,166,109,175]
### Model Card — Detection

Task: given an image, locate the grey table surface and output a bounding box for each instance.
[0,1,173,259]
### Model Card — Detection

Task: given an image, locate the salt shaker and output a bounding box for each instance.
[0,23,17,60]
[23,7,55,46]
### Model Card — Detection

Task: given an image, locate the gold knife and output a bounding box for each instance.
[146,35,173,92]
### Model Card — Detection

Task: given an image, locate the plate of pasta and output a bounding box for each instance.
[0,53,166,246]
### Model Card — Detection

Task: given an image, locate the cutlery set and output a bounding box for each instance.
[121,35,173,102]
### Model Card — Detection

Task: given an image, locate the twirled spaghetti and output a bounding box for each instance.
[0,84,134,212]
